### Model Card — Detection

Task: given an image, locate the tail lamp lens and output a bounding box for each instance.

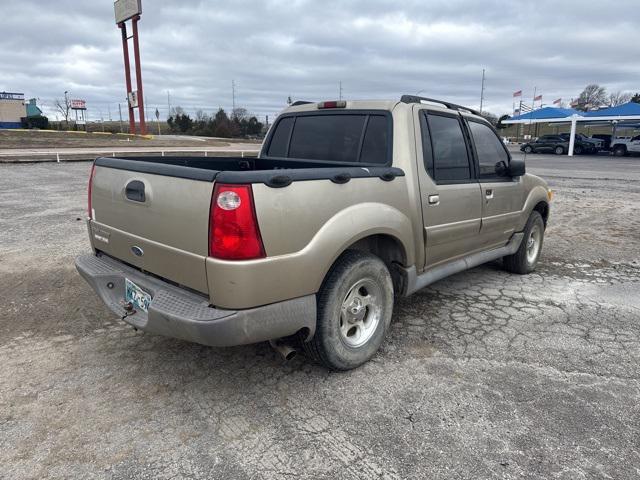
[209,184,265,260]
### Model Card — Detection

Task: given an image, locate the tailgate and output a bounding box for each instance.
[90,163,214,294]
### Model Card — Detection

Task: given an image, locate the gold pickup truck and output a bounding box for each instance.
[76,96,552,370]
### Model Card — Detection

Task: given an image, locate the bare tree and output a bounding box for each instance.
[232,107,248,121]
[55,98,71,126]
[608,91,633,107]
[576,84,608,111]
[195,109,209,122]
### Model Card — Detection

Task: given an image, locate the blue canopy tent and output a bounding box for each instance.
[508,106,579,121]
[503,102,640,156]
[584,102,640,117]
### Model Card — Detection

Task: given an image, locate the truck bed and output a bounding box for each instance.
[96,155,404,186]
[89,155,406,301]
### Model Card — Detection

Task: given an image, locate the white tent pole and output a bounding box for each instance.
[568,116,577,156]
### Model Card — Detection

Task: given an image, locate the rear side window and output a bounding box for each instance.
[360,116,389,164]
[266,113,390,164]
[468,121,509,177]
[267,116,294,157]
[427,114,471,182]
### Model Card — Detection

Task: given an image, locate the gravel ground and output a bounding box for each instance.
[0,154,639,479]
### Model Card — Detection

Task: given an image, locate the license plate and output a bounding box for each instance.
[125,278,152,313]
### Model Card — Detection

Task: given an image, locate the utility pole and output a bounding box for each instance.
[167,90,171,117]
[231,79,236,117]
[64,90,69,128]
[339,81,343,100]
[118,103,123,133]
[479,69,485,114]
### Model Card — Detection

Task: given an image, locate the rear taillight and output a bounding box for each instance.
[209,184,265,260]
[317,100,346,109]
[88,162,96,219]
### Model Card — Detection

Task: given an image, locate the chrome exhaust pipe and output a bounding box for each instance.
[269,340,297,361]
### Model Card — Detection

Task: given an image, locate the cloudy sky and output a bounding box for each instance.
[1,0,638,121]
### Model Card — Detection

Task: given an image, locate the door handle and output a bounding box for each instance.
[428,194,440,205]
[485,189,494,199]
[125,180,146,202]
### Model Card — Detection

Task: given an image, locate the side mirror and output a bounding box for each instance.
[495,160,508,176]
[507,157,526,177]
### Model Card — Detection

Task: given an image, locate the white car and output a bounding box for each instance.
[611,135,640,156]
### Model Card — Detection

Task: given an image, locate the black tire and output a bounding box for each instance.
[523,145,533,154]
[554,146,565,155]
[503,211,545,274]
[613,145,627,157]
[302,250,394,370]
[574,145,583,155]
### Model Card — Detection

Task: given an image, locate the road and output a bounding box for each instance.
[0,154,639,479]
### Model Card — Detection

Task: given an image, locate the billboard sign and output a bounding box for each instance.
[114,0,142,24]
[70,99,87,110]
[0,91,25,101]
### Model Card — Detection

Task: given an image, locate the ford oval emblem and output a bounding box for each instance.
[131,246,144,257]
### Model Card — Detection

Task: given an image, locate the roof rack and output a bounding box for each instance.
[290,100,314,106]
[400,95,481,116]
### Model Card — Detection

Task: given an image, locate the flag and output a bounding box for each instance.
[513,90,522,98]
[553,98,561,105]
[534,94,543,101]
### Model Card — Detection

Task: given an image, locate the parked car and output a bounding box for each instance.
[610,135,640,156]
[520,135,594,155]
[76,96,552,370]
[591,134,612,150]
[559,133,603,152]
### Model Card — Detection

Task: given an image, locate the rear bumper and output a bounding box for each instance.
[75,253,316,347]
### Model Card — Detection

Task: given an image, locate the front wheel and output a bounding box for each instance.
[613,145,627,157]
[303,251,394,370]
[554,146,565,155]
[523,145,533,154]
[503,211,545,274]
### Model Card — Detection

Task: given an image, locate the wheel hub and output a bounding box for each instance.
[339,278,383,347]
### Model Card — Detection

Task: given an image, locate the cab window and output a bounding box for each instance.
[468,121,510,178]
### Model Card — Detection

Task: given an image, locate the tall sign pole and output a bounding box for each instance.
[115,0,146,135]
[118,22,135,133]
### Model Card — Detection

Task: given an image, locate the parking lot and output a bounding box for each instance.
[1,153,639,479]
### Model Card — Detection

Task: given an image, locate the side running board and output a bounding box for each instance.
[400,233,524,296]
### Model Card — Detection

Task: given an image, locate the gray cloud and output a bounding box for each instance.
[1,0,638,121]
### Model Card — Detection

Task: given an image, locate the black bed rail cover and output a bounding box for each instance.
[95,156,405,186]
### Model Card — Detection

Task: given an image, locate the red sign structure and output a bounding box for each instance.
[70,99,86,110]
[115,0,146,135]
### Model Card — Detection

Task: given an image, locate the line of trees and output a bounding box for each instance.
[167,107,263,138]
[574,84,639,111]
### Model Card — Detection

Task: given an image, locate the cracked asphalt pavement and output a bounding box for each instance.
[1,154,639,479]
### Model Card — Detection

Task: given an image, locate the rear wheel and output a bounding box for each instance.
[503,211,545,274]
[613,145,627,157]
[554,146,565,155]
[523,145,533,154]
[303,251,394,370]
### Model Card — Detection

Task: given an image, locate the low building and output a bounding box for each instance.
[0,91,26,129]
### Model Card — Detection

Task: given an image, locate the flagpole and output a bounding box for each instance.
[529,87,537,138]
